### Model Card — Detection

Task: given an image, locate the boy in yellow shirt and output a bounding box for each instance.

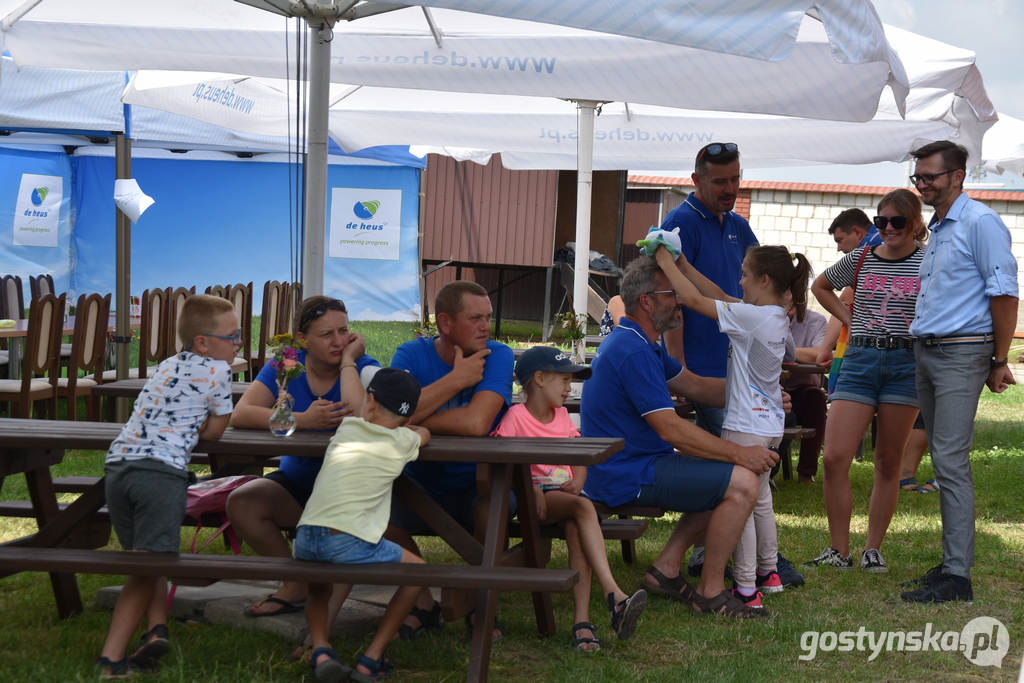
[294,368,429,683]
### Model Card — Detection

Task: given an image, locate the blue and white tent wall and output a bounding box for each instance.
[67,147,422,321]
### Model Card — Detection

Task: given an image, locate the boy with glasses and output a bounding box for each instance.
[98,295,238,676]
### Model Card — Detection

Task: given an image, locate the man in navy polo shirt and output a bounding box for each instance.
[582,257,779,618]
[659,141,758,438]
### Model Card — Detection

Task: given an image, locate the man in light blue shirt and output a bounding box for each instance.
[901,141,1018,605]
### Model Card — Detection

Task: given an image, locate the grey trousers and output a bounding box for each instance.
[914,341,992,579]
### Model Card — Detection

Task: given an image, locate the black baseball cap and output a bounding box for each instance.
[366,367,421,418]
[514,346,592,387]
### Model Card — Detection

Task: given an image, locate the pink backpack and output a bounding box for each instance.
[167,475,257,607]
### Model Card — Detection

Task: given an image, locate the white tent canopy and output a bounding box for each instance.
[1,0,908,364]
[2,2,907,122]
[121,23,993,170]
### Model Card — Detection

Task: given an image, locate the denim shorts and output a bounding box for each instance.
[634,452,733,512]
[831,345,917,407]
[294,525,402,564]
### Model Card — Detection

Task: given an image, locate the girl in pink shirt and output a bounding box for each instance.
[493,346,647,651]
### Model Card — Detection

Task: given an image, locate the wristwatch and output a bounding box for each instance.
[990,356,1008,369]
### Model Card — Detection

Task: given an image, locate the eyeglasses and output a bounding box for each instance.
[204,329,242,344]
[873,215,908,230]
[909,169,955,186]
[696,142,738,162]
[644,289,677,299]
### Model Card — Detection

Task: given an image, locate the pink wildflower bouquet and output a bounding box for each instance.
[267,333,305,401]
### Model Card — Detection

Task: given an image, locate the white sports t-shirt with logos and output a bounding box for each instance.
[715,301,790,438]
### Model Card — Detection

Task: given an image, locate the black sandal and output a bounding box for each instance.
[691,589,769,619]
[571,621,601,652]
[644,565,697,604]
[350,654,394,682]
[310,647,351,683]
[464,609,505,642]
[126,624,170,671]
[608,589,648,640]
[398,600,444,640]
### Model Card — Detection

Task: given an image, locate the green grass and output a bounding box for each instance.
[2,342,1023,680]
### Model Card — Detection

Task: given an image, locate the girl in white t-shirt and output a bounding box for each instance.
[653,243,811,610]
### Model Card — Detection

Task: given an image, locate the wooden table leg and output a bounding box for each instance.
[512,464,556,636]
[24,459,84,617]
[466,463,511,683]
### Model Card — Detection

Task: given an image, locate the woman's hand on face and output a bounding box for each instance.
[341,333,366,363]
[298,399,348,430]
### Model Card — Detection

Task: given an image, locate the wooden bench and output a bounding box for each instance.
[591,502,667,565]
[779,426,818,481]
[0,546,577,593]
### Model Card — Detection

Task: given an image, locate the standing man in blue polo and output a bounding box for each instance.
[659,142,760,579]
[660,142,758,437]
[901,141,1018,604]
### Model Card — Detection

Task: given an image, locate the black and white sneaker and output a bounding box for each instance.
[804,547,853,570]
[860,548,889,573]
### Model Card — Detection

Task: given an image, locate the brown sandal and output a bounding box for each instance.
[644,565,697,604]
[691,589,769,619]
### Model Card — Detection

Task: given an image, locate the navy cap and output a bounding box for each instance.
[515,346,592,386]
[366,367,421,418]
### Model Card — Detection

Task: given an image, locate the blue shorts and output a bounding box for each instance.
[294,525,402,564]
[831,345,917,407]
[634,452,733,512]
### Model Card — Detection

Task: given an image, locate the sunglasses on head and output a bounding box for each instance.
[873,215,908,230]
[299,300,346,331]
[697,142,738,162]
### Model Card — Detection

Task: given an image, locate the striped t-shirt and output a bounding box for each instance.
[823,246,924,338]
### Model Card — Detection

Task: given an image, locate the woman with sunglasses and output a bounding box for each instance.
[227,296,380,617]
[807,188,927,574]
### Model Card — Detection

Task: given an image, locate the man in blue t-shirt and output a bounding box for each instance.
[582,257,778,618]
[659,142,758,437]
[387,280,513,635]
[828,208,882,254]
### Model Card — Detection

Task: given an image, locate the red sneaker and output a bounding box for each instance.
[730,588,764,608]
[756,570,784,594]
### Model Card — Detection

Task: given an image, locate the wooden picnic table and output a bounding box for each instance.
[780,361,830,382]
[0,417,622,682]
[93,379,693,419]
[93,378,252,404]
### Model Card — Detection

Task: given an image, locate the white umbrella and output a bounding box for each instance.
[1,0,905,363]
[980,114,1024,177]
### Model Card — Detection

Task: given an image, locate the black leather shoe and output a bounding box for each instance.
[898,564,944,589]
[900,573,973,603]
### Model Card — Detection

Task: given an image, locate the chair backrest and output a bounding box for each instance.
[137,288,169,379]
[205,284,227,298]
[165,286,196,355]
[69,292,112,382]
[29,274,55,300]
[21,293,66,390]
[281,281,302,335]
[254,280,283,374]
[228,282,253,362]
[1,274,25,319]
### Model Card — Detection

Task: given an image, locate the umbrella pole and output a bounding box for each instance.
[571,100,598,362]
[114,133,132,421]
[302,19,334,296]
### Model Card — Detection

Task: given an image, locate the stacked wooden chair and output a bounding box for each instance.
[0,293,65,418]
[56,293,111,420]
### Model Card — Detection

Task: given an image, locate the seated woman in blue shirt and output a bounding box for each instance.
[226,296,379,617]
